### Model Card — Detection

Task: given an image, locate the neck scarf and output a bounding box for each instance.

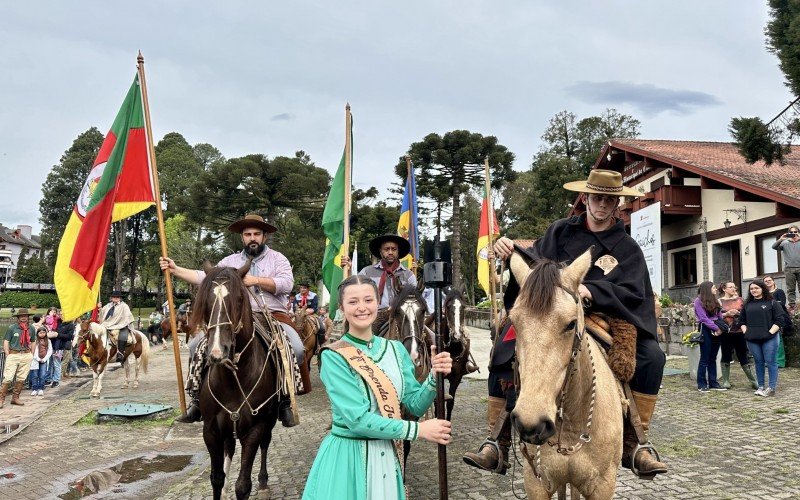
[19,322,31,348]
[300,293,308,308]
[378,259,401,301]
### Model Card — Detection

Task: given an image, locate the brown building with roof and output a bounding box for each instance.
[592,139,800,303]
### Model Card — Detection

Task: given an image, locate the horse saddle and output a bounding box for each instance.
[110,327,131,362]
[584,313,637,383]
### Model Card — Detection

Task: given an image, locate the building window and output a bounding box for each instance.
[673,249,697,286]
[756,232,783,275]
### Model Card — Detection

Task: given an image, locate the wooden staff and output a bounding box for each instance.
[137,52,186,414]
[484,158,500,330]
[342,104,353,277]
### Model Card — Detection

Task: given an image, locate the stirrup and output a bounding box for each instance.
[630,442,664,478]
[476,438,505,474]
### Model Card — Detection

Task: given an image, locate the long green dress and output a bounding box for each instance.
[302,333,437,500]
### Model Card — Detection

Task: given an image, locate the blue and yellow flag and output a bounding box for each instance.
[397,164,419,270]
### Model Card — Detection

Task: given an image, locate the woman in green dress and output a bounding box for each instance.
[303,275,453,499]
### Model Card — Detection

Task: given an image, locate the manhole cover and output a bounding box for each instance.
[98,403,172,418]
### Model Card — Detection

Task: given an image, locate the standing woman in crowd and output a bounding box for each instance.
[717,281,758,389]
[303,275,453,500]
[740,280,788,396]
[694,281,726,392]
[763,275,789,368]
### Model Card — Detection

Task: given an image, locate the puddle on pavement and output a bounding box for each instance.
[0,472,16,480]
[59,454,193,499]
[3,424,20,434]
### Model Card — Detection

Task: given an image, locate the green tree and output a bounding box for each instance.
[766,0,800,97]
[156,132,204,215]
[15,254,52,283]
[38,128,104,263]
[349,188,402,272]
[397,131,516,289]
[454,191,481,303]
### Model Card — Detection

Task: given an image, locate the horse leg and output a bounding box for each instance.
[523,463,557,500]
[204,430,227,500]
[90,371,98,397]
[236,427,264,499]
[258,412,279,494]
[122,356,130,388]
[403,440,411,482]
[96,369,105,397]
[446,374,461,421]
[222,436,235,496]
[133,352,140,388]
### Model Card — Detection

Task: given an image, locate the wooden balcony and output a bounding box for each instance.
[620,185,702,225]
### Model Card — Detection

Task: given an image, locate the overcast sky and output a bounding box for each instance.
[0,1,790,234]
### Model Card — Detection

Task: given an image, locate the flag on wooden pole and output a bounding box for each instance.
[55,74,155,320]
[397,159,419,271]
[476,185,499,297]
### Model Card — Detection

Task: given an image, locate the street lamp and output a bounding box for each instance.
[723,207,747,230]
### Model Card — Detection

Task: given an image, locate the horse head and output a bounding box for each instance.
[509,249,592,446]
[388,284,427,366]
[444,289,466,343]
[195,259,254,364]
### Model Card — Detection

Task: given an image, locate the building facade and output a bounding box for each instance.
[0,224,43,284]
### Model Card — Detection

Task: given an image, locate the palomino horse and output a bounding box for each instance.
[74,320,110,397]
[80,322,151,390]
[509,250,623,500]
[293,308,319,378]
[194,262,281,500]
[439,289,471,422]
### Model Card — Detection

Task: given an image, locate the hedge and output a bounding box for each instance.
[0,291,61,309]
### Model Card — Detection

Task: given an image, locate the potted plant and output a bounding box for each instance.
[682,330,702,379]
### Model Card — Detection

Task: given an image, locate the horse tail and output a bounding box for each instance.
[139,332,151,373]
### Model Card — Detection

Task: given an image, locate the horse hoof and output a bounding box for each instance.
[121,384,129,389]
[256,486,270,499]
[132,382,139,389]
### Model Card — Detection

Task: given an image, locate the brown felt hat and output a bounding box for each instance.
[228,214,277,234]
[563,169,643,198]
[12,308,30,317]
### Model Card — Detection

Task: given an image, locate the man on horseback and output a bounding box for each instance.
[340,234,417,335]
[159,213,308,427]
[465,169,668,479]
[100,290,135,363]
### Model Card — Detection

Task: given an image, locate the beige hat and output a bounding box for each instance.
[563,169,643,198]
[228,214,277,234]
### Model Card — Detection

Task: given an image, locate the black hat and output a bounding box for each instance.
[298,281,311,287]
[110,290,123,298]
[228,214,277,234]
[368,234,411,260]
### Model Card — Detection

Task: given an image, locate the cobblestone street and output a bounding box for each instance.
[1,328,799,499]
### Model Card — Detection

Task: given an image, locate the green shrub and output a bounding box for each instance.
[659,294,673,308]
[0,291,60,309]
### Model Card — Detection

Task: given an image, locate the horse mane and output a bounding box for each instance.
[444,288,464,308]
[517,259,564,316]
[191,266,254,334]
[391,284,422,311]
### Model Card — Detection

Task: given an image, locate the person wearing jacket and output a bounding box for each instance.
[694,281,727,392]
[740,280,788,397]
[29,327,52,396]
[717,281,758,389]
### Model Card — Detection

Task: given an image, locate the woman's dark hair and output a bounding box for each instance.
[337,275,379,309]
[746,280,773,303]
[696,281,719,313]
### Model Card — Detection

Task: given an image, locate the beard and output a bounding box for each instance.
[245,242,266,257]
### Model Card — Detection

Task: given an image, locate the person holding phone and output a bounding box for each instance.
[772,226,800,311]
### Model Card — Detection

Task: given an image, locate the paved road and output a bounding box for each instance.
[1,329,798,499]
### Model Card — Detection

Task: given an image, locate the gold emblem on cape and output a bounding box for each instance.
[594,255,618,275]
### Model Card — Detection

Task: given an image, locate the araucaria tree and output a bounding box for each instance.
[397,131,515,290]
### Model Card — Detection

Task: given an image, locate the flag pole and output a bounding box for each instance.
[405,155,417,277]
[137,52,187,414]
[342,104,353,276]
[484,157,500,333]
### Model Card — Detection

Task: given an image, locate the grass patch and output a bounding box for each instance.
[774,407,790,414]
[76,410,98,425]
[739,409,759,422]
[658,437,701,458]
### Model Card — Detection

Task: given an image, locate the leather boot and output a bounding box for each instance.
[742,363,759,390]
[622,391,667,478]
[466,360,479,374]
[175,400,202,423]
[0,383,9,408]
[11,381,25,406]
[720,362,732,389]
[297,361,312,395]
[463,396,510,474]
[279,400,299,428]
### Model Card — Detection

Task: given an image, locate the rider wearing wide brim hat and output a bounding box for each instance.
[368,234,411,260]
[227,214,278,234]
[562,168,644,198]
[11,308,31,317]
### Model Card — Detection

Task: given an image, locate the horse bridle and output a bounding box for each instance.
[390,298,429,367]
[517,284,597,483]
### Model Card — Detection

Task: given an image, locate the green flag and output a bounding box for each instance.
[322,148,348,311]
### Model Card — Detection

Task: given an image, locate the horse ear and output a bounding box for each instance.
[563,247,594,290]
[510,251,532,286]
[237,258,253,279]
[202,260,214,274]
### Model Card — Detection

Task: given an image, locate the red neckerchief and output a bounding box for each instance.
[300,293,308,308]
[18,322,31,348]
[378,259,400,301]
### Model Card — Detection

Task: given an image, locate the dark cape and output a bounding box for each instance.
[503,214,658,341]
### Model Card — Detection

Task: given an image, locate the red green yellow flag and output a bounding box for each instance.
[476,186,500,296]
[55,74,155,320]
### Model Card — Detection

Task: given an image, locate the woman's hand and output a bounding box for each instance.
[430,346,452,376]
[493,237,515,260]
[418,418,452,445]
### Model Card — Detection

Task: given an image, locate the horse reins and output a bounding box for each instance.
[517,284,597,483]
[389,298,430,370]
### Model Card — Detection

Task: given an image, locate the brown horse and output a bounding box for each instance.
[161,312,194,346]
[509,250,623,499]
[73,320,110,397]
[439,289,471,421]
[81,322,151,390]
[194,262,281,500]
[293,308,319,379]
